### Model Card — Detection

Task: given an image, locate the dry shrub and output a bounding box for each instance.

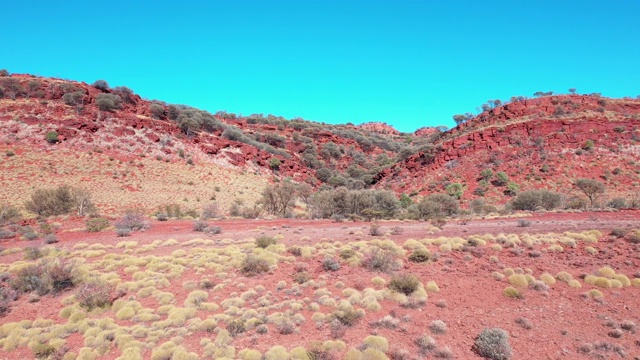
[115,209,149,232]
[0,287,18,317]
[11,259,79,295]
[293,272,312,284]
[333,308,363,326]
[408,248,431,263]
[415,334,437,353]
[77,280,114,310]
[322,257,341,271]
[240,256,270,276]
[200,202,219,220]
[473,328,512,360]
[369,223,382,236]
[277,320,296,335]
[86,217,110,232]
[388,273,420,295]
[429,320,447,335]
[391,226,404,235]
[362,247,398,273]
[227,319,246,336]
[329,319,346,339]
[193,220,208,232]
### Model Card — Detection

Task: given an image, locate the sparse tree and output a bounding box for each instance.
[568,88,576,94]
[575,178,605,208]
[296,183,313,206]
[260,180,298,216]
[453,114,467,126]
[72,188,95,216]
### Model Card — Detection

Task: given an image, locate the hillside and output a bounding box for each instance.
[2,71,640,215]
[0,73,439,214]
[375,94,640,208]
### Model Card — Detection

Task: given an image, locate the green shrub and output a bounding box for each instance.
[494,172,509,186]
[473,328,512,360]
[150,104,164,119]
[388,273,420,295]
[445,183,464,199]
[25,185,75,216]
[333,307,363,326]
[510,190,562,211]
[480,169,493,180]
[96,93,122,111]
[416,193,459,219]
[45,131,59,144]
[255,236,277,248]
[63,91,84,106]
[86,217,110,232]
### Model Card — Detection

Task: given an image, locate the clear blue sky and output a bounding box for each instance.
[2,1,639,132]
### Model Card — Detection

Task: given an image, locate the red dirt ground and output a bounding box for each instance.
[1,211,640,359]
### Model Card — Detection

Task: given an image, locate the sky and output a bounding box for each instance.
[1,1,639,133]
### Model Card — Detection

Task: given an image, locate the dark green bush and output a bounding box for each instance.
[510,190,562,211]
[96,93,122,111]
[416,194,459,219]
[45,131,59,144]
[62,91,84,106]
[92,80,109,91]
